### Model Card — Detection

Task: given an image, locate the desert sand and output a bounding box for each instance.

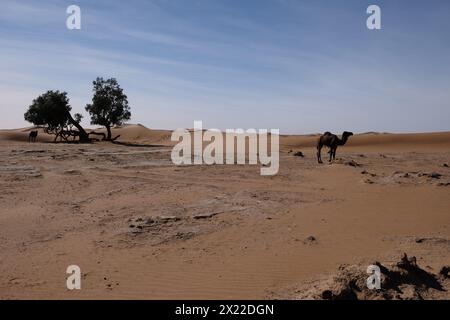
[0,125,449,299]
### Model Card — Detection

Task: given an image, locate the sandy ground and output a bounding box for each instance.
[0,125,449,299]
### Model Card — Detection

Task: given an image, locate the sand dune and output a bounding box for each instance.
[0,124,173,145]
[281,131,450,151]
[3,125,450,151]
[108,124,173,145]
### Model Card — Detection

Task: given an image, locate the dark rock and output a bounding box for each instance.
[439,266,450,278]
[193,212,220,219]
[303,236,317,245]
[397,253,417,270]
[344,160,360,167]
[321,290,333,300]
[437,182,450,187]
[430,172,442,179]
[361,170,376,177]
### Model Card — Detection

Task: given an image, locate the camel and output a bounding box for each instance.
[28,130,38,143]
[317,131,353,163]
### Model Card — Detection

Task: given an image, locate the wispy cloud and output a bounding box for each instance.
[1,0,449,132]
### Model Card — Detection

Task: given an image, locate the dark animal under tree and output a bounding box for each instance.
[28,130,38,143]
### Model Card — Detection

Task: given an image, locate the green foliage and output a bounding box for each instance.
[24,90,72,133]
[73,113,83,124]
[85,77,131,129]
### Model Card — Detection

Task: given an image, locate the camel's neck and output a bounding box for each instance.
[339,134,349,145]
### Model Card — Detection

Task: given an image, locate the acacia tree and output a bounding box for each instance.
[24,90,89,142]
[85,77,131,141]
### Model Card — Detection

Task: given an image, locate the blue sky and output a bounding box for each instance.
[1,0,449,133]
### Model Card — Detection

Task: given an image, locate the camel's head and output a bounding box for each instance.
[343,131,354,138]
[342,131,353,143]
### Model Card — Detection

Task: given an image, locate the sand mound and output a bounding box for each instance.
[274,253,449,300]
[109,124,173,145]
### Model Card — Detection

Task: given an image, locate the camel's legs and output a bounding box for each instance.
[329,147,335,162]
[317,145,323,163]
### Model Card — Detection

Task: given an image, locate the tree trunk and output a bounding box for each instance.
[65,109,90,142]
[106,126,112,141]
